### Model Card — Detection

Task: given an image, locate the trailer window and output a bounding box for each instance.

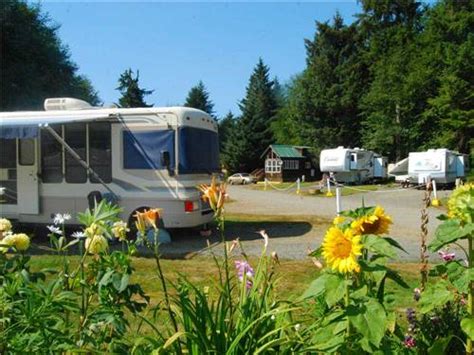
[65,123,87,183]
[123,130,175,170]
[89,123,112,183]
[41,125,63,183]
[19,139,35,166]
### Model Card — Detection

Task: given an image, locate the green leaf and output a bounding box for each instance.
[428,335,453,355]
[428,219,474,252]
[311,322,345,352]
[362,235,397,258]
[347,299,387,347]
[119,274,130,292]
[325,274,347,307]
[461,318,474,340]
[384,237,407,254]
[302,273,331,299]
[419,280,455,313]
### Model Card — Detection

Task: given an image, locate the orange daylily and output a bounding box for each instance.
[198,177,227,212]
[135,208,161,235]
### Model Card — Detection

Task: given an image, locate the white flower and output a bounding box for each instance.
[47,225,62,235]
[71,231,86,239]
[271,315,276,321]
[294,324,301,332]
[53,213,71,225]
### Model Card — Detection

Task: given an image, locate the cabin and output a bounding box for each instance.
[260,145,317,182]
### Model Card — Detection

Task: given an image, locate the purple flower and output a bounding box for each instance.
[438,250,455,262]
[413,288,421,302]
[235,260,255,289]
[406,308,416,323]
[404,335,416,348]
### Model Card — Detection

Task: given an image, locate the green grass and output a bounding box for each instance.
[28,254,424,314]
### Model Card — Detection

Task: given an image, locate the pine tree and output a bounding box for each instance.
[116,69,153,108]
[1,0,100,110]
[218,111,236,153]
[184,81,215,116]
[224,59,278,172]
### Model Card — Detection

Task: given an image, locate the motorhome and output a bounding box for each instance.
[320,146,387,184]
[389,148,469,185]
[0,98,219,230]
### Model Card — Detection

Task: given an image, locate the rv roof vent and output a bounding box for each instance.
[337,146,344,149]
[44,98,92,111]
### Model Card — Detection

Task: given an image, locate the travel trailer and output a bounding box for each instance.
[320,146,388,184]
[389,149,469,185]
[0,98,219,230]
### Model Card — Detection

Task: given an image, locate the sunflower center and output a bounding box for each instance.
[334,237,352,258]
[362,218,380,234]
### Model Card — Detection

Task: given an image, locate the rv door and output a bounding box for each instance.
[17,138,39,214]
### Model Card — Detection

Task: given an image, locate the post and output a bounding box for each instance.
[326,176,333,197]
[296,178,300,195]
[264,178,268,191]
[336,185,341,215]
[431,179,441,206]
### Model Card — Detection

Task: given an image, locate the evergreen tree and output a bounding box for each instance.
[184,81,215,116]
[224,59,278,172]
[1,0,100,110]
[218,111,236,153]
[273,14,366,154]
[116,69,153,108]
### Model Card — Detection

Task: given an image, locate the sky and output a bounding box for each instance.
[41,1,361,117]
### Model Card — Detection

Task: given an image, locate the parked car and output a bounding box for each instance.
[227,173,255,185]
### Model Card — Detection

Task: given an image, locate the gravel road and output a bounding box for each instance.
[163,184,457,262]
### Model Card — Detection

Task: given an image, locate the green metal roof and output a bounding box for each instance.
[270,145,304,158]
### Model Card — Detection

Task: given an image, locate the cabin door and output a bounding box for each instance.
[17,138,40,214]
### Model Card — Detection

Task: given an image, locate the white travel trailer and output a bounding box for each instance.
[0,98,219,230]
[408,149,468,184]
[320,146,388,184]
[388,149,469,185]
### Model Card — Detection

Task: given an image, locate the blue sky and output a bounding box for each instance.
[42,1,361,117]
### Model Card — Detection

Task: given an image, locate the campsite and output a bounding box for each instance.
[1,1,473,354]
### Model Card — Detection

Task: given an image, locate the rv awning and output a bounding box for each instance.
[0,113,112,139]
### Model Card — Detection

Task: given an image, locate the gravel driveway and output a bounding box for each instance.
[163,185,456,263]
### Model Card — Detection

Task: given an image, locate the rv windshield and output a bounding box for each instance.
[178,127,219,174]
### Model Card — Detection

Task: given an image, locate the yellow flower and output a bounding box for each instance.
[1,233,30,252]
[112,221,129,241]
[0,218,12,233]
[447,183,473,224]
[333,216,345,225]
[85,234,108,254]
[322,226,362,273]
[198,177,227,212]
[351,206,392,235]
[85,223,102,238]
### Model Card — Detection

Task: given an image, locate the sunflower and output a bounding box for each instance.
[447,183,473,224]
[351,206,392,235]
[321,226,362,273]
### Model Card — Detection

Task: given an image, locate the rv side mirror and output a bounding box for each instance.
[161,151,170,168]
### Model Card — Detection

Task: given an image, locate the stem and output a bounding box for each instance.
[219,213,234,325]
[345,276,351,339]
[467,236,473,355]
[149,231,179,334]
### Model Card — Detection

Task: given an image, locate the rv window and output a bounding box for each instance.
[65,123,87,183]
[178,127,219,174]
[123,130,175,170]
[89,123,112,183]
[19,139,35,166]
[0,138,16,169]
[41,125,63,183]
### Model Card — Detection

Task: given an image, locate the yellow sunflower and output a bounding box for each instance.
[351,206,392,235]
[321,226,362,273]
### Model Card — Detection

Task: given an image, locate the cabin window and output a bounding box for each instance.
[41,125,63,183]
[89,123,112,183]
[265,159,281,173]
[19,139,35,166]
[65,123,87,183]
[283,160,299,170]
[123,130,175,170]
[305,161,311,169]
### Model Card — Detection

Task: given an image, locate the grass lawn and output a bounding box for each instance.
[29,254,424,322]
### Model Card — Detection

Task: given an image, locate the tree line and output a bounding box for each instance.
[2,0,472,173]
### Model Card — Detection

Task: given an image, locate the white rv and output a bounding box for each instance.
[320,146,388,184]
[408,149,468,184]
[0,98,219,230]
